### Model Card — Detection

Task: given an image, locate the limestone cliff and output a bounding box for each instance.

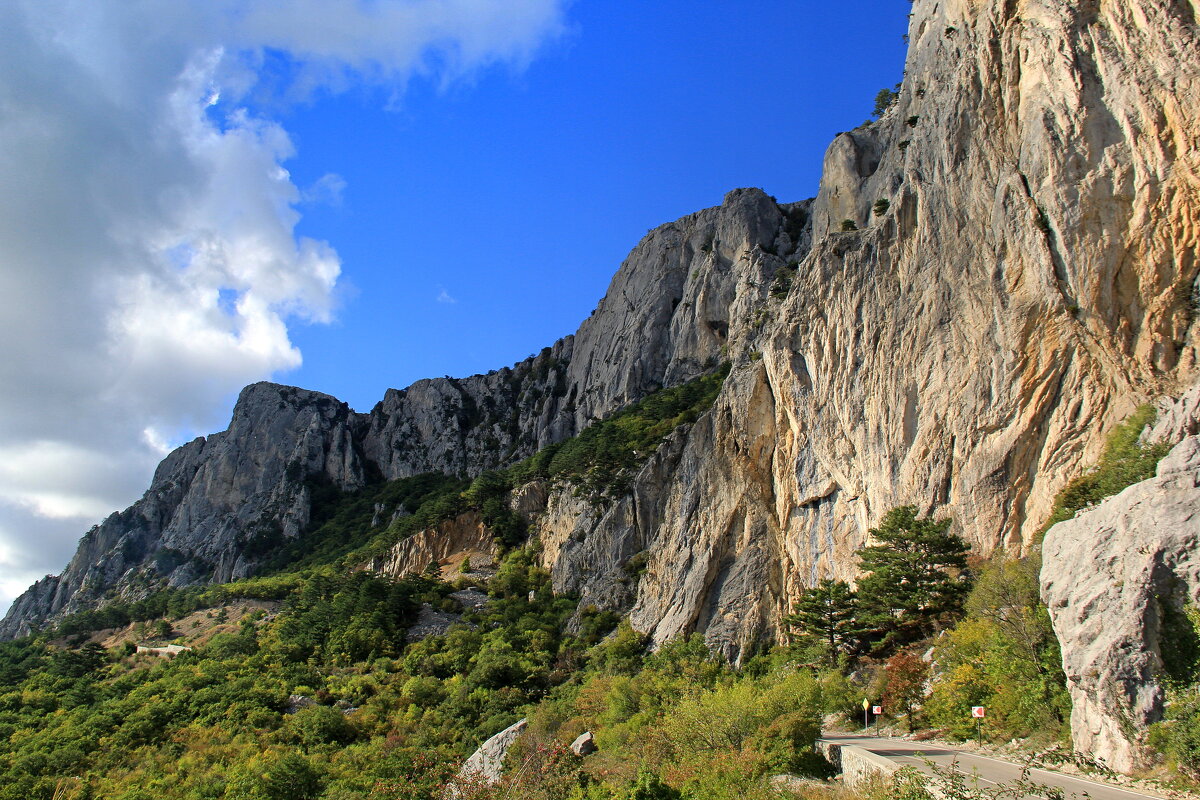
[527,0,1200,660]
[4,0,1198,669]
[0,188,790,637]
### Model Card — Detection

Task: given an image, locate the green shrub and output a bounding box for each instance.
[770,263,798,299]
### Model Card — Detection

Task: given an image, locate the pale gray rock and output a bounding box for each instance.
[406,604,461,642]
[1042,435,1200,773]
[1149,382,1200,444]
[370,512,496,580]
[285,695,316,714]
[570,731,596,756]
[449,589,490,612]
[458,718,527,787]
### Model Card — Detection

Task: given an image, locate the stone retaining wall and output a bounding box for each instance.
[817,740,901,789]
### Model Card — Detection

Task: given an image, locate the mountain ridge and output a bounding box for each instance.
[5,0,1198,670]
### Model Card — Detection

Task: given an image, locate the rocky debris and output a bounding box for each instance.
[285,695,316,715]
[449,589,490,612]
[1042,434,1200,773]
[531,0,1200,663]
[458,718,527,787]
[570,731,597,756]
[406,604,462,642]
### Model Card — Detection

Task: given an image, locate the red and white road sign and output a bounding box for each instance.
[971,706,986,718]
[872,706,883,715]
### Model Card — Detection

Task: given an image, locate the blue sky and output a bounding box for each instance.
[0,0,907,608]
[282,1,910,411]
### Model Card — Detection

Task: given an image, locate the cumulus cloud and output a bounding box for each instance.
[0,0,567,611]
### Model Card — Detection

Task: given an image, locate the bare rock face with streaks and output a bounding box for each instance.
[370,512,497,581]
[528,0,1200,661]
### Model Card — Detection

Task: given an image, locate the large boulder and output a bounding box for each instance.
[1042,435,1200,772]
[457,718,527,787]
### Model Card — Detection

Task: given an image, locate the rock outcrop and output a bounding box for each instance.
[457,718,527,788]
[528,0,1200,660]
[369,511,497,581]
[1042,434,1200,773]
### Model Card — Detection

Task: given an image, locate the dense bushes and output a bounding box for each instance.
[0,547,592,799]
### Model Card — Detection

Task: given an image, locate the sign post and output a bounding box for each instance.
[971,706,986,745]
[862,698,870,729]
[872,705,882,731]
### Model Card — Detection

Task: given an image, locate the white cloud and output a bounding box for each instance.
[437,288,458,304]
[302,173,348,207]
[0,0,568,612]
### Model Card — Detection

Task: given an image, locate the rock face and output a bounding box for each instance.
[1042,434,1200,773]
[369,511,497,581]
[0,384,368,638]
[570,731,597,756]
[1,189,783,638]
[5,0,1199,672]
[530,0,1200,660]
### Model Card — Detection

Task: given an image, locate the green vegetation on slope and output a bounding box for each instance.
[1038,404,1170,538]
[508,362,731,502]
[0,549,593,800]
[0,550,840,800]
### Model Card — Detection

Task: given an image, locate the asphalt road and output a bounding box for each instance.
[820,734,1169,800]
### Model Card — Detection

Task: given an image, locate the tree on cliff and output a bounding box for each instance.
[856,506,970,651]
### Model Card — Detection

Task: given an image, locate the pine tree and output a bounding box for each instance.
[784,579,862,658]
[856,506,970,650]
